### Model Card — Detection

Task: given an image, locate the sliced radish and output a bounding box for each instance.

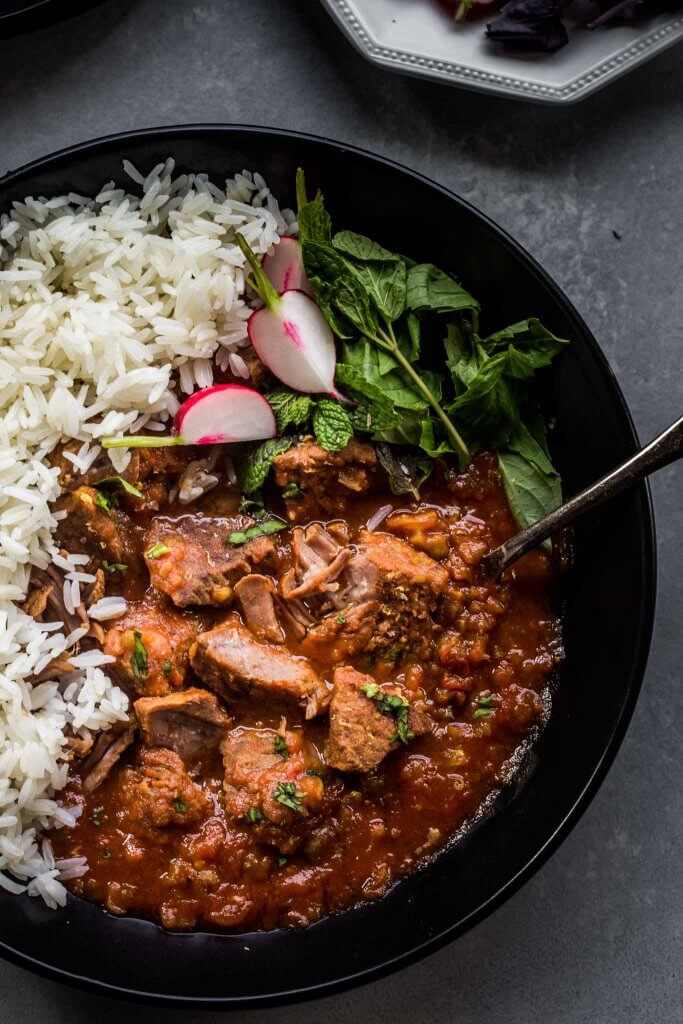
[248,289,343,399]
[101,384,276,449]
[263,237,313,297]
[236,233,344,400]
[174,384,276,444]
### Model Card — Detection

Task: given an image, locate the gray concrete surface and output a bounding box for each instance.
[0,1,681,1020]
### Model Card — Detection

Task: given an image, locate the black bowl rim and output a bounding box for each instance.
[0,124,657,1008]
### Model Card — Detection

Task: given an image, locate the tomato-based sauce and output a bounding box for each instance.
[53,451,563,931]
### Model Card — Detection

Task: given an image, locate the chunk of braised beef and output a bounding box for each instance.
[326,666,431,773]
[190,614,329,718]
[300,600,380,662]
[134,688,231,765]
[144,516,275,608]
[235,574,284,644]
[273,439,379,522]
[221,727,324,850]
[103,595,202,696]
[121,747,209,831]
[54,486,132,568]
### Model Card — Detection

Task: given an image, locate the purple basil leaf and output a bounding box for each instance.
[486,0,570,51]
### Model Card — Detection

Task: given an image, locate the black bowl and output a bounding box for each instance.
[0,125,656,1008]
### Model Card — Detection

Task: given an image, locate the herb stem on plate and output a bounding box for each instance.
[375,324,470,463]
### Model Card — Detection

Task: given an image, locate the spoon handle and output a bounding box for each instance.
[484,413,683,577]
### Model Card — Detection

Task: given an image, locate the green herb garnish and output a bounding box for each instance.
[278,856,288,867]
[102,561,127,574]
[93,491,114,514]
[130,631,148,682]
[162,659,172,677]
[281,482,301,499]
[273,736,290,759]
[337,613,347,624]
[173,798,188,814]
[273,781,306,814]
[247,807,264,823]
[361,682,413,744]
[238,493,266,518]
[228,518,287,546]
[472,694,497,720]
[95,476,142,499]
[145,542,171,559]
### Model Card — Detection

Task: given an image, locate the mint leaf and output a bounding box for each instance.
[341,340,431,412]
[448,351,520,446]
[242,437,296,494]
[332,231,399,263]
[335,363,400,436]
[266,389,314,433]
[332,230,407,321]
[376,444,433,500]
[312,399,353,452]
[406,264,480,320]
[498,450,562,538]
[480,318,568,370]
[302,240,380,340]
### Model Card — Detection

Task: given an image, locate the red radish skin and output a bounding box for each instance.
[174,384,277,444]
[247,289,345,400]
[263,238,313,297]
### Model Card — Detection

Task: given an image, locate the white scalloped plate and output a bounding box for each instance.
[319,0,683,103]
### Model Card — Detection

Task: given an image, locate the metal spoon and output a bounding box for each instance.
[483,414,683,578]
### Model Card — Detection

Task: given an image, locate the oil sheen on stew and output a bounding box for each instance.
[53,440,563,932]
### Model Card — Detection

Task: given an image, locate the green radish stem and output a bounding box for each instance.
[235,233,281,310]
[101,435,185,449]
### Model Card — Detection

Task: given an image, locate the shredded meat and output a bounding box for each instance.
[326,667,431,773]
[190,614,329,718]
[134,689,230,764]
[121,747,209,831]
[144,516,275,607]
[81,724,136,793]
[235,575,284,644]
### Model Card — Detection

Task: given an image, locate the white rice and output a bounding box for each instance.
[0,159,295,905]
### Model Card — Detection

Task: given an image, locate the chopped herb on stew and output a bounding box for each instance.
[337,613,347,624]
[472,694,497,720]
[273,781,305,813]
[247,807,264,823]
[102,561,127,574]
[95,476,142,499]
[93,491,114,514]
[273,736,290,759]
[146,542,171,559]
[278,856,288,867]
[173,798,188,814]
[228,518,287,546]
[238,494,267,519]
[162,659,172,677]
[130,631,148,682]
[362,683,414,744]
[281,482,301,499]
